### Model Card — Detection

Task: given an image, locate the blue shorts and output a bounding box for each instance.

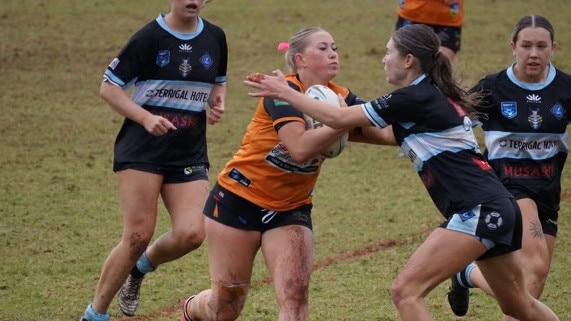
[203,183,313,233]
[396,16,462,53]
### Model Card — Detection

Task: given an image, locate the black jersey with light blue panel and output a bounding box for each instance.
[474,64,571,214]
[362,75,512,217]
[104,14,228,169]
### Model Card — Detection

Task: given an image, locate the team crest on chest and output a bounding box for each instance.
[200,53,213,70]
[179,58,192,78]
[156,50,170,67]
[500,101,517,119]
[528,108,543,129]
[550,103,565,120]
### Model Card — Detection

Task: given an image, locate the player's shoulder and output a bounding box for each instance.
[326,81,350,96]
[474,69,509,91]
[483,69,506,82]
[119,18,162,51]
[554,67,571,83]
[201,18,226,37]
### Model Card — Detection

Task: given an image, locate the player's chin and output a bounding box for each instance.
[326,69,339,79]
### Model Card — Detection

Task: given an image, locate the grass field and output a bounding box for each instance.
[1,0,571,320]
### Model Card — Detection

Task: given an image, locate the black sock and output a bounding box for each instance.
[130,265,145,279]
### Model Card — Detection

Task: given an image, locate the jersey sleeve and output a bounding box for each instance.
[346,90,366,105]
[215,28,228,84]
[362,87,423,127]
[263,82,305,130]
[203,21,228,84]
[103,29,154,89]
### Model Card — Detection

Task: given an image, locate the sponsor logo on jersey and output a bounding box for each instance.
[458,210,475,221]
[500,101,517,119]
[485,211,503,230]
[156,111,197,128]
[550,103,565,120]
[179,43,193,53]
[229,168,251,187]
[156,50,170,67]
[370,94,390,111]
[498,138,558,151]
[528,108,543,129]
[526,93,541,103]
[109,58,120,70]
[503,163,555,178]
[463,115,472,131]
[200,53,213,70]
[272,99,289,106]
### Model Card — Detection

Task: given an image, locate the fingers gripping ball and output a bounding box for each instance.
[304,85,348,158]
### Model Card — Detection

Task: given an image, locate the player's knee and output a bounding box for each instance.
[176,225,206,250]
[500,302,533,320]
[389,277,411,308]
[526,263,550,297]
[211,284,249,321]
[121,232,152,259]
[277,276,310,308]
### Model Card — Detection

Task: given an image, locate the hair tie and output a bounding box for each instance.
[277,42,289,51]
[433,50,441,59]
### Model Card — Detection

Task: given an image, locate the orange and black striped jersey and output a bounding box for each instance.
[397,0,464,28]
[217,73,359,211]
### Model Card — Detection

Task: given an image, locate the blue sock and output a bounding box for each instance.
[456,262,477,288]
[83,304,110,321]
[135,251,157,275]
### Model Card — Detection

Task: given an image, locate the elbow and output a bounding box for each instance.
[288,149,317,163]
[100,81,112,102]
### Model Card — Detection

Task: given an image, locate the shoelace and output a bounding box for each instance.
[125,277,143,299]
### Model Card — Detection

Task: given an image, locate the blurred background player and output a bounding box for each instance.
[396,0,464,62]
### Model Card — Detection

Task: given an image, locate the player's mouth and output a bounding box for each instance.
[185,3,199,12]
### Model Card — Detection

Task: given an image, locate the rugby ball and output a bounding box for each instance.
[304,85,348,158]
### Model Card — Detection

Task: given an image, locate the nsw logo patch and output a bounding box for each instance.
[501,101,517,119]
[156,50,170,67]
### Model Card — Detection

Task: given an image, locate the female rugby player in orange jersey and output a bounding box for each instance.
[179,27,388,321]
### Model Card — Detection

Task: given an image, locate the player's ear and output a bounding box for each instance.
[294,53,306,69]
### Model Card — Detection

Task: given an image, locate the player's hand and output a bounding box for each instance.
[337,93,348,108]
[142,114,177,136]
[208,96,225,125]
[244,69,289,99]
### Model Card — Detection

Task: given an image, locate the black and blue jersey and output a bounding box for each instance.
[362,75,512,217]
[104,14,228,170]
[474,64,571,217]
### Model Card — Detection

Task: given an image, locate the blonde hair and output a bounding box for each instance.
[284,27,325,73]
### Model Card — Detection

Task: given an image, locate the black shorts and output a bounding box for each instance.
[203,183,313,233]
[508,187,559,236]
[441,197,522,260]
[115,162,209,184]
[396,16,462,53]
